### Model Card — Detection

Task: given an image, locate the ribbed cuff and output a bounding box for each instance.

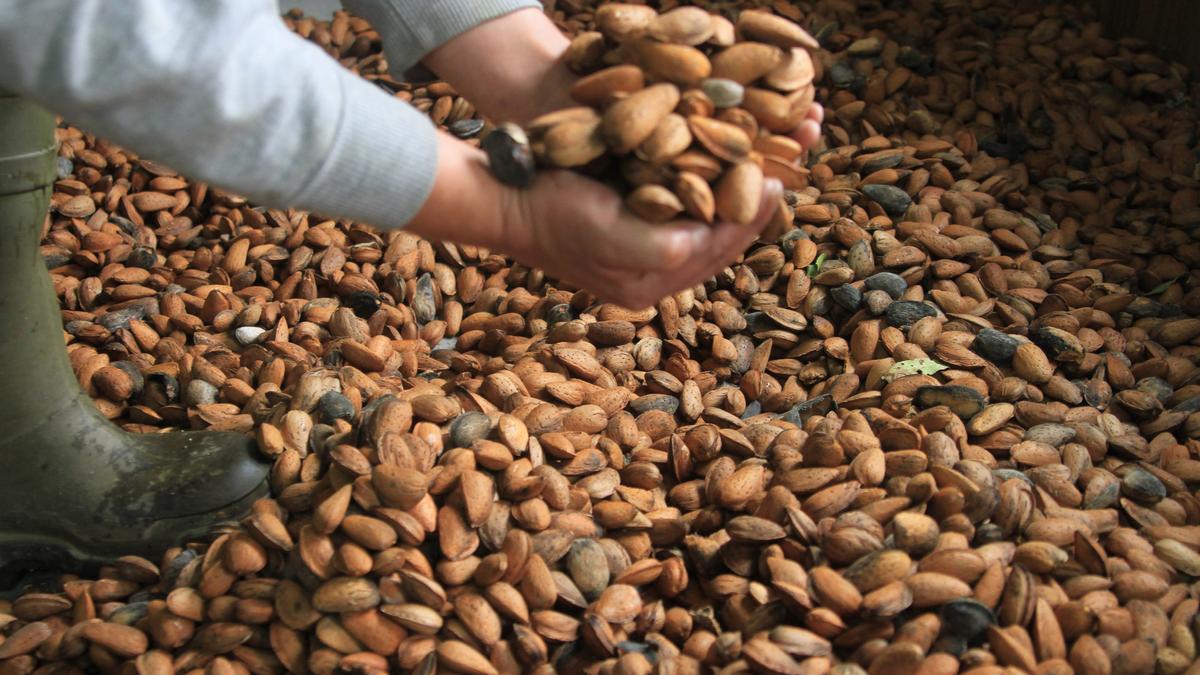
[290,70,438,230]
[343,0,542,74]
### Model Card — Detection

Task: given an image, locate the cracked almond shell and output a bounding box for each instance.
[688,115,753,163]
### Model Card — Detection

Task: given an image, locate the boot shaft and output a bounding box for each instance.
[0,95,270,571]
[0,92,57,197]
[0,94,93,433]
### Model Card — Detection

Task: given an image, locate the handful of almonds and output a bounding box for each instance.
[485,4,819,227]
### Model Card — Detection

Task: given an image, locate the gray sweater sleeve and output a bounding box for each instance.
[343,1,542,76]
[0,0,535,230]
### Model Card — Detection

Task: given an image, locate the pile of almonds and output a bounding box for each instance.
[5,1,1200,675]
[496,4,819,226]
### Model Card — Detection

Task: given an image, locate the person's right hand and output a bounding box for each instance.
[496,169,783,310]
[405,132,785,310]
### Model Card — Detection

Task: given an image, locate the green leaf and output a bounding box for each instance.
[806,252,828,278]
[881,358,949,383]
[1149,278,1178,295]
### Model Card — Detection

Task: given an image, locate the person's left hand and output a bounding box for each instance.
[422,8,827,157]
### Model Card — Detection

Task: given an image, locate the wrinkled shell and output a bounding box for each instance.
[688,115,753,162]
[628,38,713,87]
[737,10,821,49]
[594,3,657,42]
[602,83,681,154]
[716,161,764,225]
[711,42,785,84]
[569,64,645,107]
[647,6,716,45]
[638,113,693,165]
[675,171,716,223]
[627,184,684,222]
[540,118,606,168]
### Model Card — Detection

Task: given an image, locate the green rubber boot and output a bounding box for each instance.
[0,93,269,584]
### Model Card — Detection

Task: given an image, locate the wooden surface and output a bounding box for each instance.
[1095,0,1200,74]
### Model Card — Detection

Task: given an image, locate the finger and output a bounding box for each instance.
[629,179,785,300]
[606,177,782,272]
[585,273,663,311]
[624,226,751,307]
[550,254,688,310]
[590,225,739,307]
[587,211,711,271]
[536,170,710,271]
[786,103,825,148]
[807,103,825,124]
[797,120,823,149]
[677,180,782,279]
[593,227,753,309]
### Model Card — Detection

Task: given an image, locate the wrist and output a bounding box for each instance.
[405,132,516,252]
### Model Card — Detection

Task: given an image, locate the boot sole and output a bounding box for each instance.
[0,478,268,594]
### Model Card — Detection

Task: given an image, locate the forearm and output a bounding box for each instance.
[0,0,438,230]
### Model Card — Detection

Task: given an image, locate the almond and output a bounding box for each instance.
[569,65,645,107]
[602,83,681,154]
[715,160,764,226]
[736,10,820,49]
[628,38,712,86]
[711,42,784,84]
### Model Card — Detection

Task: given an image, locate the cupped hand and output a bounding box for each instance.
[499,169,783,310]
[489,104,823,310]
[405,95,825,312]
